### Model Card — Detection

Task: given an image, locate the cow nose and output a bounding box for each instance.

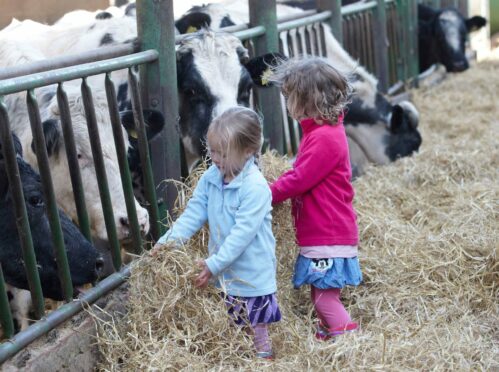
[120,216,129,227]
[95,255,105,277]
[452,61,468,72]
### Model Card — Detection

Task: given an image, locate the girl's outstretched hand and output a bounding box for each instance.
[149,242,165,257]
[195,260,212,288]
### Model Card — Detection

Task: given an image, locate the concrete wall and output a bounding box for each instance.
[0,0,109,29]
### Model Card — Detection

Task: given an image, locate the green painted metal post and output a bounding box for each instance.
[396,0,410,84]
[317,0,343,44]
[136,0,179,236]
[249,0,284,154]
[408,0,419,84]
[374,0,389,93]
[0,265,14,339]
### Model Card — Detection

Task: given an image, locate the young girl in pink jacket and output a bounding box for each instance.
[270,57,362,340]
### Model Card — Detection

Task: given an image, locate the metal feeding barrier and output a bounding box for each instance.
[0,0,439,363]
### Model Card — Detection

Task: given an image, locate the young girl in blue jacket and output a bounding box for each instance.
[153,107,281,359]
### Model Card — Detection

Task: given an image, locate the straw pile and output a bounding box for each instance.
[93,58,498,370]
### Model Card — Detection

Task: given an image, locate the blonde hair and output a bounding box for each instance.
[206,107,262,177]
[269,56,352,124]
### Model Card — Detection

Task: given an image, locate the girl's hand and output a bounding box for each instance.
[195,260,212,288]
[149,242,165,257]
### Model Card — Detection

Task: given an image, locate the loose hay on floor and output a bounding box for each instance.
[93,59,498,371]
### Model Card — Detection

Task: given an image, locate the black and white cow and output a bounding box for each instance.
[418,4,486,73]
[175,1,422,175]
[0,17,278,171]
[0,134,103,331]
[0,39,152,243]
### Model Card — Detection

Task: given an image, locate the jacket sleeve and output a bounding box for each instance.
[270,134,340,204]
[157,174,209,245]
[205,184,271,276]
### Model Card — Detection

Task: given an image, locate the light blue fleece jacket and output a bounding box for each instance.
[157,157,277,297]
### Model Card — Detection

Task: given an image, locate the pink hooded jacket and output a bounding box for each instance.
[270,117,358,247]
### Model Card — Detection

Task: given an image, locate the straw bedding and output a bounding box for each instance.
[93,58,498,370]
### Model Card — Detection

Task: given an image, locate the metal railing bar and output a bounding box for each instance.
[56,83,93,241]
[80,78,122,271]
[0,51,158,96]
[0,265,15,339]
[277,11,332,32]
[0,99,45,319]
[233,25,266,41]
[0,265,131,364]
[26,89,73,302]
[128,69,161,243]
[104,73,143,254]
[342,1,377,16]
[0,44,136,81]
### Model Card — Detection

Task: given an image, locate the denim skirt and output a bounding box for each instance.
[293,255,362,289]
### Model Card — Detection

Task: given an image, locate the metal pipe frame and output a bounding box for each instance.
[0,51,158,96]
[0,266,131,364]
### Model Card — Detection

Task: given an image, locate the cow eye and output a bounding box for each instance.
[28,196,44,207]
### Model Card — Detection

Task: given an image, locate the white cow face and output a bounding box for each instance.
[30,87,150,242]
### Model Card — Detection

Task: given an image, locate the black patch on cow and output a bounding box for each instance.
[99,33,114,46]
[220,15,235,28]
[175,12,212,34]
[385,104,422,161]
[177,51,216,157]
[117,83,131,111]
[31,119,60,157]
[96,11,113,20]
[237,69,253,106]
[344,92,392,125]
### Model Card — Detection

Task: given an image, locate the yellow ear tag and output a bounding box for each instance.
[128,129,138,139]
[186,26,198,34]
[261,68,272,86]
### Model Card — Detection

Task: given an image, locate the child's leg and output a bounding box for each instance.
[311,286,351,330]
[253,323,272,353]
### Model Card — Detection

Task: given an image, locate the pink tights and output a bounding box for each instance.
[311,286,351,330]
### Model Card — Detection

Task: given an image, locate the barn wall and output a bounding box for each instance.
[0,0,109,29]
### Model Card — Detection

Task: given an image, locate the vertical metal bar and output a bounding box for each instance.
[396,0,409,83]
[249,0,285,154]
[127,69,161,242]
[0,98,45,319]
[136,0,179,227]
[374,0,390,93]
[0,265,15,338]
[104,73,143,254]
[317,0,343,44]
[408,0,419,84]
[26,90,73,302]
[80,78,122,270]
[57,83,92,242]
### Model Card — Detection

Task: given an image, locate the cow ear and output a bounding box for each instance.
[465,16,486,32]
[31,119,60,157]
[120,109,165,143]
[390,104,408,134]
[175,12,211,34]
[243,53,287,87]
[142,109,165,141]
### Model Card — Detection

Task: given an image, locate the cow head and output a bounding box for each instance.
[418,4,486,73]
[176,30,281,160]
[29,86,150,243]
[0,134,103,300]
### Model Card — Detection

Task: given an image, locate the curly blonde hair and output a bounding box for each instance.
[269,56,352,124]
